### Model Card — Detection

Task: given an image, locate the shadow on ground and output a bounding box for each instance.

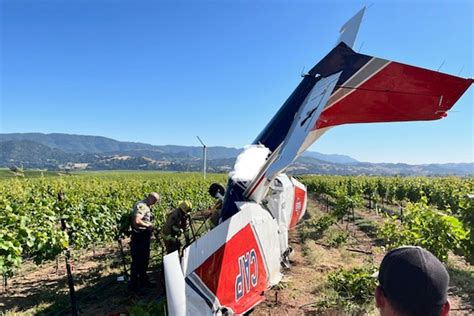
[447,266,474,312]
[1,252,166,315]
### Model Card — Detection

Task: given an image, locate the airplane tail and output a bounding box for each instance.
[220,11,472,221]
[307,42,473,139]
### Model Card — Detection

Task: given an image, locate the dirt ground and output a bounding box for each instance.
[253,196,378,315]
[1,196,473,315]
[0,242,166,315]
[253,195,474,315]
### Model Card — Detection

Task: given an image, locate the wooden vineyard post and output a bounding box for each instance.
[117,237,129,282]
[3,273,7,293]
[61,218,79,316]
[187,215,197,244]
[160,241,165,265]
[58,192,79,316]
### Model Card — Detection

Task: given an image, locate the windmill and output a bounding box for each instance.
[196,136,207,179]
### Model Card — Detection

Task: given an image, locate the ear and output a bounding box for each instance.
[375,286,385,309]
[441,300,450,316]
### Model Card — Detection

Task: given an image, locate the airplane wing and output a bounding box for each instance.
[245,71,341,201]
[265,71,342,177]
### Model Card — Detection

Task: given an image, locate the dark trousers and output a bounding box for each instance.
[164,237,180,255]
[130,230,151,286]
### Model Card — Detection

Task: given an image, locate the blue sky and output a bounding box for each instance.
[1,0,472,164]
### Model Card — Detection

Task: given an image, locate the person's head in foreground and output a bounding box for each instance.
[375,246,450,316]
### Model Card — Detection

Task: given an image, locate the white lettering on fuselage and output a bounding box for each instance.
[235,249,258,301]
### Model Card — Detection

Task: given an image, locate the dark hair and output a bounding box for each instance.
[387,296,444,316]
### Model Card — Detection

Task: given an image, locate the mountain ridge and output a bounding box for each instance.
[1,133,472,176]
[0,133,353,162]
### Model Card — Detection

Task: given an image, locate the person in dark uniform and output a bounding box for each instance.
[162,201,192,255]
[208,183,225,227]
[129,192,160,291]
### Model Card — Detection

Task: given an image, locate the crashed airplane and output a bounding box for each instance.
[164,7,473,315]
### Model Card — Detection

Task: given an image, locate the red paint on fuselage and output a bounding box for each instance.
[289,185,306,229]
[194,224,267,314]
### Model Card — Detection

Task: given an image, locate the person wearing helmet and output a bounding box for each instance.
[129,192,160,291]
[162,201,192,255]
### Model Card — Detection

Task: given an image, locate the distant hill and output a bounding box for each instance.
[0,133,472,176]
[289,157,474,176]
[0,133,157,154]
[0,133,241,160]
[302,151,358,164]
[0,133,353,162]
[0,140,74,169]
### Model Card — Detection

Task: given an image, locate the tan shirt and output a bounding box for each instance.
[131,200,152,232]
[162,208,187,237]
